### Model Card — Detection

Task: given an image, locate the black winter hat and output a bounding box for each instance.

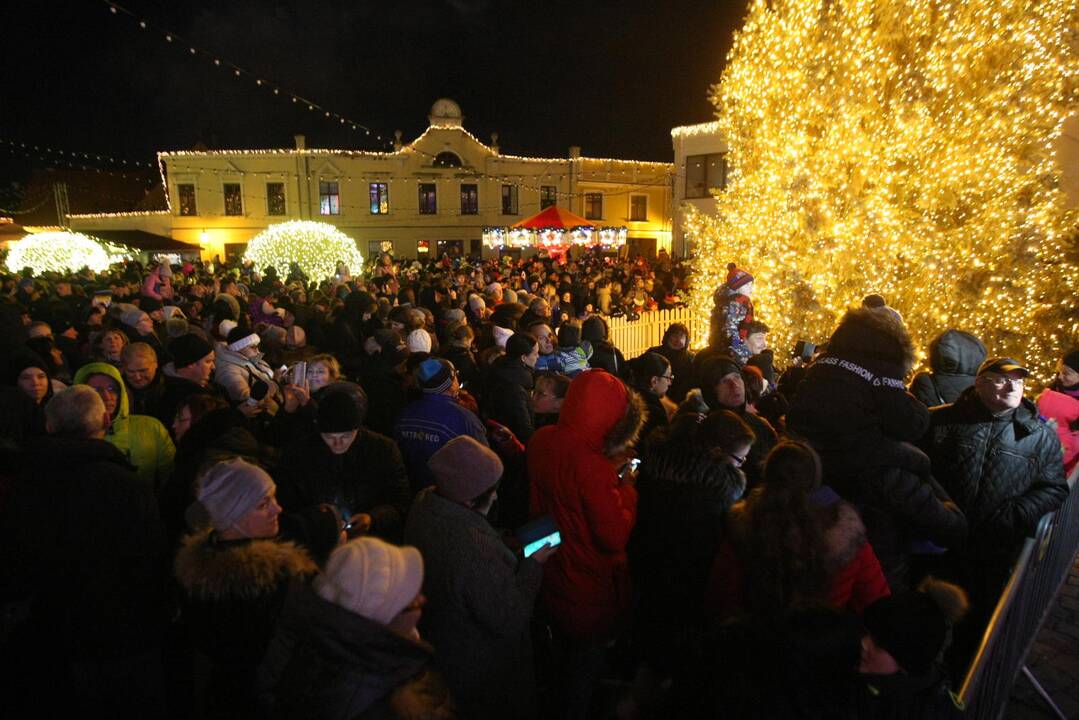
[169,334,213,369]
[317,390,362,433]
[6,347,49,385]
[1062,348,1079,374]
[863,578,968,675]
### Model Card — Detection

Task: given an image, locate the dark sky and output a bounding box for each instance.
[1,0,748,204]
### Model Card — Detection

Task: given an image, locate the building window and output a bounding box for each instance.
[177,183,197,216]
[433,152,462,168]
[686,153,727,199]
[460,184,478,215]
[266,182,286,216]
[585,193,603,220]
[369,182,389,214]
[501,184,518,214]
[630,194,647,221]
[319,180,340,215]
[223,183,243,216]
[540,185,557,209]
[418,183,437,214]
[417,240,431,255]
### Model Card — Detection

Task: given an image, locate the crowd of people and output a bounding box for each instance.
[0,247,1074,719]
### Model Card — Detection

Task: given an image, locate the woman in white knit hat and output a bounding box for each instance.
[174,458,317,719]
[259,536,454,719]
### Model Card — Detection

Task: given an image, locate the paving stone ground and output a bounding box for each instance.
[1005,553,1079,719]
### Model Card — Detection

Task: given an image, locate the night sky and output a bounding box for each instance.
[1,0,749,208]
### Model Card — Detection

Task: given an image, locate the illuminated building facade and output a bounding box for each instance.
[70,100,673,262]
[670,121,727,259]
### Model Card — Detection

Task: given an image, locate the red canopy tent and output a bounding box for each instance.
[483,205,627,254]
[511,205,591,230]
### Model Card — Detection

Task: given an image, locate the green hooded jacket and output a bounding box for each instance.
[73,362,176,491]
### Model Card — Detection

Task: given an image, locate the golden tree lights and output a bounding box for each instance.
[243,221,363,282]
[686,0,1079,379]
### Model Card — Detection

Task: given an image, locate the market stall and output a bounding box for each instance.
[482,205,627,258]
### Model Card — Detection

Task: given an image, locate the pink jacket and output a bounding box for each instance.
[1037,389,1079,474]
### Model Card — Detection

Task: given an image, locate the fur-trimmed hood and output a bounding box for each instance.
[726,495,867,574]
[175,530,317,601]
[558,369,646,456]
[828,307,916,376]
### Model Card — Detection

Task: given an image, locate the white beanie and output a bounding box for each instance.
[314,537,424,625]
[195,458,275,531]
[468,294,486,314]
[406,328,432,354]
[493,325,513,348]
[218,319,238,338]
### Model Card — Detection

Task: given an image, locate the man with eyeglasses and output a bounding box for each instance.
[924,357,1067,622]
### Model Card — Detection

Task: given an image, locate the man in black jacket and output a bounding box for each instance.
[0,385,169,718]
[925,358,1068,590]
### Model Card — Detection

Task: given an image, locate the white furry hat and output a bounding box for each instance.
[314,537,424,625]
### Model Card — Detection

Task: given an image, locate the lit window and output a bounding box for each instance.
[417,240,430,255]
[266,183,286,216]
[686,153,727,198]
[540,185,557,209]
[630,195,647,221]
[419,183,437,214]
[501,184,518,214]
[224,183,243,216]
[370,183,389,214]
[177,183,197,216]
[460,184,478,215]
[585,193,603,220]
[319,180,340,215]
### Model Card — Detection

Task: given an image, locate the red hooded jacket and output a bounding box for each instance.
[528,370,641,641]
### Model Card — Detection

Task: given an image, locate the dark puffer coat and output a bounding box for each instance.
[817,461,967,592]
[909,330,987,407]
[276,429,411,542]
[258,584,453,720]
[787,307,929,481]
[628,418,746,669]
[482,355,535,442]
[925,389,1067,543]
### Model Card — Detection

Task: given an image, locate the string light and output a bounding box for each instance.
[4,231,132,274]
[101,1,394,150]
[242,220,364,282]
[686,0,1079,379]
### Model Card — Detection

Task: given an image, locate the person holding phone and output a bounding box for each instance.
[405,436,555,719]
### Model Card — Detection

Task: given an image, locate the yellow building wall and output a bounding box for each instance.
[72,106,673,262]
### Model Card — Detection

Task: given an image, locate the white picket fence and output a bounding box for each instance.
[607,306,701,359]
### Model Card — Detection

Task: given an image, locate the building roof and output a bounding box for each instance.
[86,229,199,252]
[9,168,166,226]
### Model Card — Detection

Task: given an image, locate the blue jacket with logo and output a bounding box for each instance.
[394,393,489,490]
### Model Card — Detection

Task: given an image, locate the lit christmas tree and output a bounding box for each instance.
[243,221,364,283]
[686,0,1079,377]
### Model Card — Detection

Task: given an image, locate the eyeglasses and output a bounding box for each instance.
[659,374,674,381]
[985,376,1025,389]
[727,451,748,467]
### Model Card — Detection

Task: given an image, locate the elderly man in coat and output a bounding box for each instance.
[925,358,1068,591]
[405,436,555,719]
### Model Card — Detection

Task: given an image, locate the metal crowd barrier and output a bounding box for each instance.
[958,466,1079,719]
